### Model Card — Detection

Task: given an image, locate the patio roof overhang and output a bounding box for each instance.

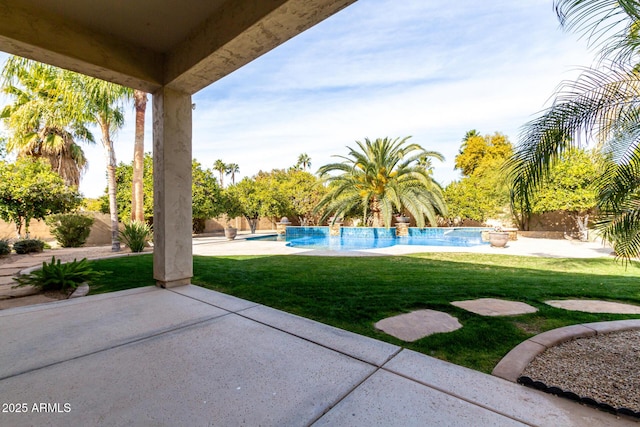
[0,0,356,286]
[0,0,355,94]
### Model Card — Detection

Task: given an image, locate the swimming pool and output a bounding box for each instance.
[249,226,490,251]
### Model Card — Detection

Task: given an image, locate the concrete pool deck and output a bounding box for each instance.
[192,232,615,258]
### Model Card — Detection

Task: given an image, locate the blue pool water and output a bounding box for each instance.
[249,226,490,251]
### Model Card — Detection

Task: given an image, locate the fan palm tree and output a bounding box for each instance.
[76,75,132,251]
[508,0,640,259]
[213,159,227,187]
[297,153,311,170]
[1,56,94,187]
[227,163,240,185]
[316,137,447,227]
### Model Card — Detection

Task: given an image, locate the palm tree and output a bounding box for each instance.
[213,159,227,187]
[1,57,94,187]
[1,57,131,250]
[462,129,479,143]
[297,153,311,170]
[131,90,147,222]
[507,0,640,259]
[71,75,131,251]
[227,163,240,185]
[316,137,447,227]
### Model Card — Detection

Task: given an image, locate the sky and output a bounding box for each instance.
[0,0,599,198]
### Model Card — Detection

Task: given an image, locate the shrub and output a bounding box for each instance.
[0,239,10,257]
[13,256,102,292]
[46,213,95,247]
[13,239,45,254]
[120,221,152,253]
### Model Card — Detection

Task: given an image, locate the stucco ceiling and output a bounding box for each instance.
[13,0,229,53]
[0,0,356,94]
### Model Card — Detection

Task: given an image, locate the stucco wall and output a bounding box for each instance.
[0,212,116,246]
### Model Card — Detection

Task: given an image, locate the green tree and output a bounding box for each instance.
[254,168,325,225]
[445,132,513,223]
[0,158,81,237]
[191,160,224,232]
[316,137,447,227]
[1,56,94,187]
[508,0,640,258]
[455,131,512,177]
[527,148,600,240]
[225,176,287,233]
[101,155,222,232]
[101,154,154,223]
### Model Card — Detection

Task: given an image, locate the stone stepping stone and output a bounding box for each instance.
[451,298,538,316]
[374,309,462,342]
[545,299,640,314]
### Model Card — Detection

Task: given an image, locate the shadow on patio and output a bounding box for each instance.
[0,284,631,426]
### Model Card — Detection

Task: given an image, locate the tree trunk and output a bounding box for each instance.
[102,123,120,251]
[247,216,259,234]
[370,197,383,227]
[573,213,589,241]
[131,90,147,222]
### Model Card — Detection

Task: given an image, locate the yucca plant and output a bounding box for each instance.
[120,220,152,253]
[13,256,102,293]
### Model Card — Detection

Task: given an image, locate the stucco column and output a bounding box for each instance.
[152,87,193,288]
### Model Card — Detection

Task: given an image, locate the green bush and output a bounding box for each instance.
[46,213,95,247]
[0,239,10,257]
[13,239,45,254]
[14,256,102,292]
[120,221,152,253]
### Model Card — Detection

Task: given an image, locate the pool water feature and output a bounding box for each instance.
[263,226,490,251]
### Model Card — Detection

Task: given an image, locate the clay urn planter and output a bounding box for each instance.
[488,231,509,248]
[224,226,238,240]
[395,215,410,224]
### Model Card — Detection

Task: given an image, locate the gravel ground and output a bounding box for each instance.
[522,330,640,412]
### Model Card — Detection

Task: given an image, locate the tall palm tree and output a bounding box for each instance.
[297,153,311,170]
[131,89,147,222]
[213,159,227,187]
[1,56,94,187]
[76,76,132,251]
[508,0,640,259]
[227,163,240,185]
[316,137,447,227]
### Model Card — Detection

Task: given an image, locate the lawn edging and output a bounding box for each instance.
[492,319,640,382]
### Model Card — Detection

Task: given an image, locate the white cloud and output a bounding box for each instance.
[0,0,599,197]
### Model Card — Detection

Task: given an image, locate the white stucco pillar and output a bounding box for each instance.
[152,87,193,288]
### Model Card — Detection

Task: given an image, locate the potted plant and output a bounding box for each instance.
[220,190,242,240]
[395,214,410,224]
[488,228,509,248]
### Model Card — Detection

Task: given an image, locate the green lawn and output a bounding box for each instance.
[87,253,640,373]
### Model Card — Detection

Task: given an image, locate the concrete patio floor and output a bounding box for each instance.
[0,234,633,425]
[0,284,634,426]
